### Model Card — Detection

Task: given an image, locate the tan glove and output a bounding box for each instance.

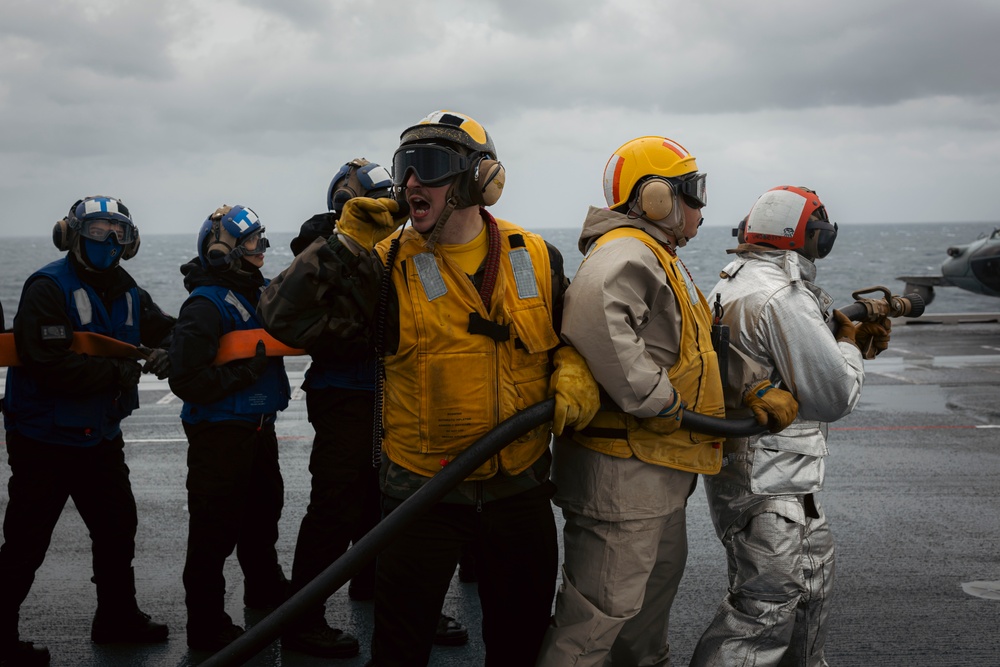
[856,318,891,359]
[832,309,859,348]
[639,391,685,436]
[549,346,600,436]
[745,380,799,433]
[337,197,408,251]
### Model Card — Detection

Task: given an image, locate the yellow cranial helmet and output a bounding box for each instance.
[603,136,699,210]
[394,110,505,208]
[398,110,496,158]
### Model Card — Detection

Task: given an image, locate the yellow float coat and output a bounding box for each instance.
[379,219,560,479]
[571,227,726,474]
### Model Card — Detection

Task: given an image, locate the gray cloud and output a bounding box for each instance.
[0,0,998,236]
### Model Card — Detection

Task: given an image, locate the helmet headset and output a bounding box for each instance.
[743,186,838,259]
[328,158,393,215]
[52,195,140,271]
[392,110,506,209]
[197,204,269,273]
[603,136,706,247]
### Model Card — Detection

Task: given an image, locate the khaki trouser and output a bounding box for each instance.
[536,507,688,667]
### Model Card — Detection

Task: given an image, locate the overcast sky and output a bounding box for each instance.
[2,0,999,239]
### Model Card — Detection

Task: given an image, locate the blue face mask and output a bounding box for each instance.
[82,237,123,270]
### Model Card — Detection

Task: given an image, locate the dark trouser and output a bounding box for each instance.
[0,431,138,644]
[371,482,559,667]
[289,387,381,626]
[182,421,284,629]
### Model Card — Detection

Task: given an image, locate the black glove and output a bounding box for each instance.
[141,347,171,379]
[111,359,142,389]
[237,340,268,384]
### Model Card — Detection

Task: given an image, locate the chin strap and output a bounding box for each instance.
[422,184,461,250]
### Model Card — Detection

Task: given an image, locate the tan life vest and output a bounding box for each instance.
[571,227,726,474]
[379,218,560,479]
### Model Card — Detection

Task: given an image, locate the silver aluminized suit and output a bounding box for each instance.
[689,247,864,667]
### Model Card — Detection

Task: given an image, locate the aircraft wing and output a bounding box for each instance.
[895,275,952,287]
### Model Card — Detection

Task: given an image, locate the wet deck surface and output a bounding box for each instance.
[2,317,999,666]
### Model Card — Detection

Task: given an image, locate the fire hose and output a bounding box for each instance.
[201,286,925,666]
[198,398,760,667]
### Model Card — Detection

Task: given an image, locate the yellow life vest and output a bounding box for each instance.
[571,227,725,474]
[378,218,560,479]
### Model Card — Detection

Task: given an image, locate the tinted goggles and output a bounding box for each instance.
[675,172,708,209]
[807,219,838,259]
[392,144,470,187]
[80,218,137,244]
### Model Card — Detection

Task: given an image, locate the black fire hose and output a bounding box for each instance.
[198,398,763,666]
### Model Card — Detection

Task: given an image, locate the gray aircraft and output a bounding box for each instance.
[897,227,1000,305]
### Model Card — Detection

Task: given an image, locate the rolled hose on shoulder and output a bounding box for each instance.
[199,397,761,666]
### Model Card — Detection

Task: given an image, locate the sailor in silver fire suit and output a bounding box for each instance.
[690,186,890,667]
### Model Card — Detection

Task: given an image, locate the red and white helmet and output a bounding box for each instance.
[743,186,837,259]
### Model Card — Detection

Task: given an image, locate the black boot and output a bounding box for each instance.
[0,640,50,666]
[243,568,292,610]
[91,567,169,644]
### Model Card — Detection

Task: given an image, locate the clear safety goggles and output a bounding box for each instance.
[231,229,270,258]
[80,218,137,244]
[675,172,708,209]
[392,144,471,187]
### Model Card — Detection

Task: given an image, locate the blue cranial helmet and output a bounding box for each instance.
[326,158,392,215]
[57,195,140,270]
[197,204,269,272]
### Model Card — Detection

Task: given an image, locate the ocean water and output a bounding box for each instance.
[1,221,998,325]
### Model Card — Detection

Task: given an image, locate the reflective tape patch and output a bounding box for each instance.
[73,288,93,325]
[125,291,134,327]
[414,253,447,301]
[224,290,252,322]
[509,248,539,299]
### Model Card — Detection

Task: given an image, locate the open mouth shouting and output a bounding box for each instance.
[408,192,432,221]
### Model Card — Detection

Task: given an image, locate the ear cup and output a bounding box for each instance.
[52,218,74,251]
[636,179,674,221]
[472,158,505,206]
[207,240,233,267]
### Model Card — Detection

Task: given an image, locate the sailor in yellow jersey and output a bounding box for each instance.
[258,110,599,667]
[536,137,796,667]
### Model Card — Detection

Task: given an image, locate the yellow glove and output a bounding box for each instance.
[549,346,600,436]
[856,318,891,359]
[336,197,408,251]
[638,391,685,436]
[832,309,859,348]
[745,380,799,433]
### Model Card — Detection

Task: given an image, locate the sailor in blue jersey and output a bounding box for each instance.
[1,196,174,666]
[281,160,384,659]
[167,204,293,653]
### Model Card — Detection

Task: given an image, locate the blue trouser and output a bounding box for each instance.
[0,432,138,642]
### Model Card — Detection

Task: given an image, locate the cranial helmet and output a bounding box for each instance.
[392,110,505,208]
[197,204,269,272]
[743,186,838,259]
[53,195,141,270]
[603,136,706,245]
[327,158,393,215]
